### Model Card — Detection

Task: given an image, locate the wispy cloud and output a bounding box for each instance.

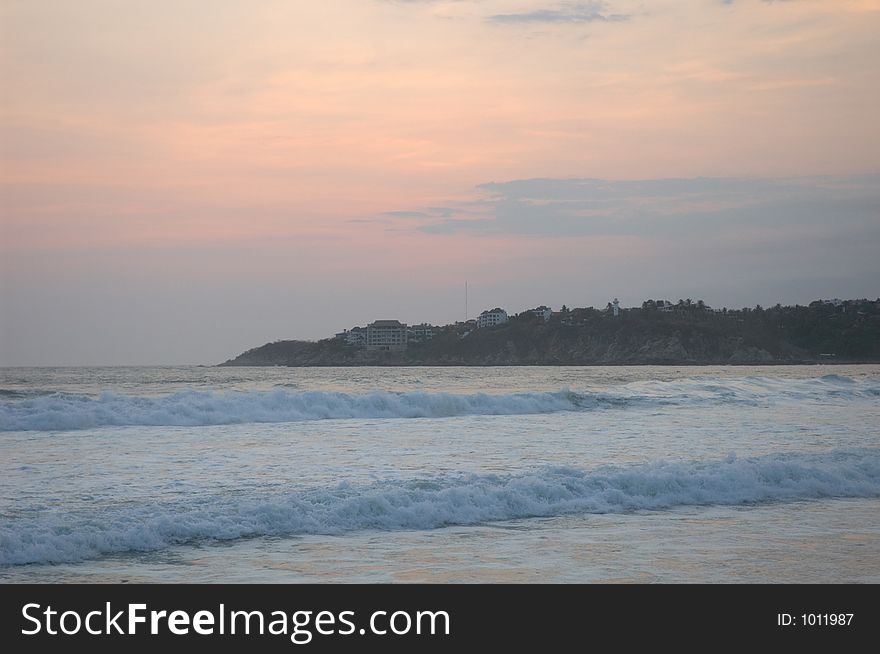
[722,0,798,4]
[376,175,880,241]
[380,207,457,220]
[489,1,628,24]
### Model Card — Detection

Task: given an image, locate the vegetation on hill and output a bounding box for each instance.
[220,298,880,366]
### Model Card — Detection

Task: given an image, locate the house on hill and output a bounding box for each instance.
[527,306,552,322]
[366,320,408,350]
[478,308,508,328]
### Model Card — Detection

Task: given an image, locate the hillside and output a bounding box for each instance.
[220,299,880,366]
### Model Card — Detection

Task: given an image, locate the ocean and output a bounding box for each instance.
[1,365,878,583]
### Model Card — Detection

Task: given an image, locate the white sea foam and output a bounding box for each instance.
[2,449,878,565]
[0,375,877,432]
[0,389,584,432]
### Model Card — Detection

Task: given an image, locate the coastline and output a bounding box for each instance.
[218,359,880,367]
[220,300,880,368]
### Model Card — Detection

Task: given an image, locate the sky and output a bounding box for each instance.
[1,0,879,365]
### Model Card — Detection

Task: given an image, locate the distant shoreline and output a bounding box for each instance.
[220,299,880,368]
[218,360,879,368]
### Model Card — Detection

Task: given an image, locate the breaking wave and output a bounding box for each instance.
[2,449,878,565]
[1,375,877,432]
[0,389,584,432]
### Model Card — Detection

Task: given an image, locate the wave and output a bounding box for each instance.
[1,375,877,432]
[0,389,59,400]
[2,449,878,566]
[0,389,584,432]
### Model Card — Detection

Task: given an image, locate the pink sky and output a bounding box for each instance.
[2,1,879,364]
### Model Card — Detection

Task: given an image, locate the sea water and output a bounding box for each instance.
[1,365,878,582]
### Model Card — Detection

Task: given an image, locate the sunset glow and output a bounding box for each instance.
[2,0,879,364]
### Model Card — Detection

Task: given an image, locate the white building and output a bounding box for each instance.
[336,327,367,346]
[656,300,675,313]
[527,306,552,322]
[366,320,408,350]
[408,323,435,342]
[478,308,508,328]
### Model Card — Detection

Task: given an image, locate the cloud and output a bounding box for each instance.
[369,174,880,314]
[489,1,628,24]
[721,0,798,4]
[375,175,880,243]
[380,207,456,219]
